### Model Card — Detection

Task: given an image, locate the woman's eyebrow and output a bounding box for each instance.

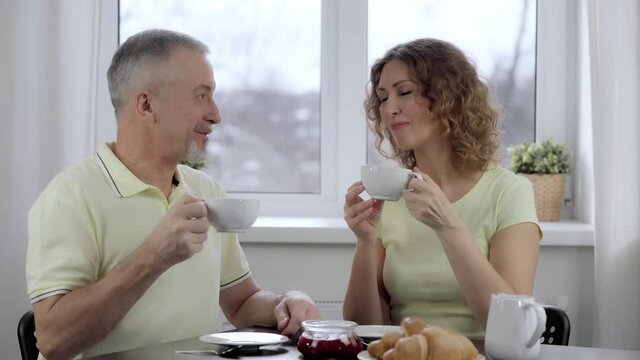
[377,79,413,91]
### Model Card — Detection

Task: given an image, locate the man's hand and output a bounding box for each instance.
[144,194,210,269]
[273,290,321,336]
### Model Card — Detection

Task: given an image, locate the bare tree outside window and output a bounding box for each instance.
[367,0,537,167]
[120,0,321,193]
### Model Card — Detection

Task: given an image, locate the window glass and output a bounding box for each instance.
[367,0,537,166]
[120,0,322,193]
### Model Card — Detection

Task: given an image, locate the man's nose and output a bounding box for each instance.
[208,99,222,124]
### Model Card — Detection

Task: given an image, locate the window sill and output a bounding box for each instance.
[239,217,594,247]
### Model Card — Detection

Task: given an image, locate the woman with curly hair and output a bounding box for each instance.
[342,38,541,339]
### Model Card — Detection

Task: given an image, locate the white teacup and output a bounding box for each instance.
[205,198,260,233]
[360,165,423,201]
[485,293,547,360]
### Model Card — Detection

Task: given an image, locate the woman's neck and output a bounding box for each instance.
[413,144,483,203]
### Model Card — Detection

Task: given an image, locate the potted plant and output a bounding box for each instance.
[507,139,571,221]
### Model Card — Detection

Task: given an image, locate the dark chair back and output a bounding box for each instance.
[17,310,39,360]
[541,305,570,345]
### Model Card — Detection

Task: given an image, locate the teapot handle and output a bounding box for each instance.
[524,302,547,348]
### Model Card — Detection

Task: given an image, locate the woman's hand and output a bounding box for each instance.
[403,167,462,233]
[343,181,384,241]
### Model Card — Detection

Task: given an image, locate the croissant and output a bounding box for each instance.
[401,317,427,336]
[381,348,396,360]
[367,318,478,360]
[420,326,478,360]
[393,335,429,360]
[368,330,404,359]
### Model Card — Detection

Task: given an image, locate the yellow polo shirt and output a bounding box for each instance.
[27,143,250,358]
[379,166,541,339]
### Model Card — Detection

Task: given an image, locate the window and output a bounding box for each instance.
[100,0,576,219]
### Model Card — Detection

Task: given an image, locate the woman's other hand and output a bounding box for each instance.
[403,167,462,232]
[344,181,384,240]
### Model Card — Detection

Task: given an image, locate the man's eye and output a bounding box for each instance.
[197,94,207,100]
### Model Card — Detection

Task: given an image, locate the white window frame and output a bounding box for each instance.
[96,0,587,238]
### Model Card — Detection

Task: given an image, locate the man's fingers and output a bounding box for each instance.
[281,304,308,335]
[182,194,203,204]
[187,217,211,234]
[180,201,208,219]
[273,300,290,331]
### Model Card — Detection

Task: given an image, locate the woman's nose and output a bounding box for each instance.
[383,98,400,117]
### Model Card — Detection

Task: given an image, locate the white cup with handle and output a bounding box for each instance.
[485,293,547,360]
[360,165,423,201]
[205,198,260,233]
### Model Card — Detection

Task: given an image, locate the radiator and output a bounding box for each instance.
[316,299,344,320]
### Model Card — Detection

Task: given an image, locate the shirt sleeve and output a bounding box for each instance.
[201,175,251,290]
[218,233,251,289]
[26,180,99,303]
[496,174,543,239]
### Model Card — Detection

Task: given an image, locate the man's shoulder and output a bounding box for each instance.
[40,156,105,198]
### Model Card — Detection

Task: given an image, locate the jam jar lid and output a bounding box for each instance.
[301,320,358,333]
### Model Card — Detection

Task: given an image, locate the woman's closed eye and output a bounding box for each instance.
[399,90,412,96]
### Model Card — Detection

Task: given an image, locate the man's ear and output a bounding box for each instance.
[135,91,156,123]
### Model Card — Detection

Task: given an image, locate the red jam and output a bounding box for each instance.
[297,334,362,358]
[297,320,362,359]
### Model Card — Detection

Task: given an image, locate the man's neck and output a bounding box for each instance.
[109,140,177,198]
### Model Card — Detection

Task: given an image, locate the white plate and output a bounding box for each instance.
[355,325,402,339]
[199,332,289,347]
[357,350,486,360]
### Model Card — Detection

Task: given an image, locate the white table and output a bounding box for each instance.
[86,335,640,360]
[538,344,640,360]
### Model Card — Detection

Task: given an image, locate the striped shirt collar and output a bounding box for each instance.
[95,143,182,198]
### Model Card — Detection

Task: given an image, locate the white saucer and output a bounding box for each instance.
[199,332,288,348]
[355,325,402,339]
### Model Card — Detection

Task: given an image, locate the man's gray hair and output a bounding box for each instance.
[107,29,209,115]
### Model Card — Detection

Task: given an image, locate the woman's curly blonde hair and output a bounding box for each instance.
[365,38,502,171]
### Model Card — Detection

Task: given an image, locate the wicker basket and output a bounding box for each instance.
[520,173,566,221]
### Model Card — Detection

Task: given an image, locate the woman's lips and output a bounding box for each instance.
[390,122,410,130]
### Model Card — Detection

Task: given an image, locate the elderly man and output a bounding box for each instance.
[26,29,319,360]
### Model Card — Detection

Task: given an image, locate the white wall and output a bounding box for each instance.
[242,242,595,347]
[0,1,33,359]
[0,1,100,358]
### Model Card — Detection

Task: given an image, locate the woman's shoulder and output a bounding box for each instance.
[482,165,529,189]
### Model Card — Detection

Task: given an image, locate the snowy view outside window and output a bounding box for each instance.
[368,0,537,165]
[120,0,535,193]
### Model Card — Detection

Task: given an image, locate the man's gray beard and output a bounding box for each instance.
[182,141,211,164]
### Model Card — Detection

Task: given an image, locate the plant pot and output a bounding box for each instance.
[520,173,566,221]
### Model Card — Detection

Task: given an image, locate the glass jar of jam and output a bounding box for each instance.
[297,320,362,359]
